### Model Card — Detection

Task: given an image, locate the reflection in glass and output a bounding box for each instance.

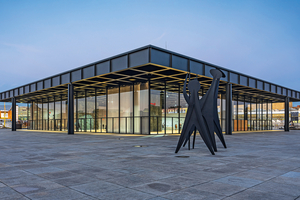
[108,87,119,133]
[43,101,48,130]
[166,89,179,134]
[62,100,67,131]
[120,85,133,133]
[150,87,164,134]
[77,92,85,132]
[96,88,106,132]
[86,90,95,132]
[134,82,149,134]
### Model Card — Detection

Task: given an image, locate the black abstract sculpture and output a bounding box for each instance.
[175,69,227,155]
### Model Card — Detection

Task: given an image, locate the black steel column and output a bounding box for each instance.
[133,83,135,134]
[42,99,43,130]
[236,95,238,132]
[250,98,252,131]
[76,92,78,132]
[119,85,120,134]
[85,90,87,132]
[164,82,166,135]
[12,97,16,131]
[178,84,180,134]
[67,83,74,134]
[53,97,56,131]
[148,79,151,135]
[36,101,38,130]
[285,97,290,132]
[95,88,97,133]
[60,95,62,131]
[27,103,29,129]
[31,101,33,129]
[47,98,49,130]
[225,83,232,135]
[266,100,270,130]
[271,101,273,130]
[106,87,108,133]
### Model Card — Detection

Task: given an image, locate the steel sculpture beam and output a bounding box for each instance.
[175,69,227,154]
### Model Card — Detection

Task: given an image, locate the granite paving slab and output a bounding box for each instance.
[70,180,124,197]
[0,129,300,199]
[213,176,262,188]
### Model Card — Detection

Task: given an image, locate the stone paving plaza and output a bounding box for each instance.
[0,129,300,200]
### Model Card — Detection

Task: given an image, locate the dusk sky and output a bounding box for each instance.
[1,1,299,103]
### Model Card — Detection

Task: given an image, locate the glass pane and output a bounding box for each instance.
[37,101,42,130]
[251,99,257,131]
[166,88,179,134]
[43,102,48,130]
[232,96,237,131]
[86,90,95,132]
[238,97,244,131]
[179,91,188,133]
[108,87,119,133]
[150,86,164,134]
[49,102,54,131]
[245,101,250,131]
[134,82,149,134]
[55,97,61,131]
[96,88,106,132]
[120,85,133,133]
[76,91,85,132]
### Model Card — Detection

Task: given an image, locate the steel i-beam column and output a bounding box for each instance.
[225,83,232,135]
[67,83,74,134]
[12,97,16,131]
[285,96,290,132]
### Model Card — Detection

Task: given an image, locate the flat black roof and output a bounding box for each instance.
[1,45,299,103]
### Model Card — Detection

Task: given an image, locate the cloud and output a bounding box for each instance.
[150,32,167,44]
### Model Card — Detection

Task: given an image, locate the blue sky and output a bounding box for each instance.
[0,0,299,105]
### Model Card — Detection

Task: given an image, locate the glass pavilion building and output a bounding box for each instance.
[1,45,299,134]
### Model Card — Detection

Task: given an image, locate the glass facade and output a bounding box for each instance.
[25,82,285,134]
[4,46,299,134]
